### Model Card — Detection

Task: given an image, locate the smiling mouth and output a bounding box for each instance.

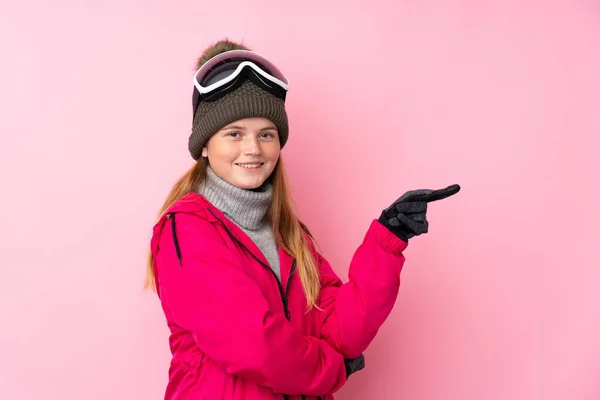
[236,163,264,169]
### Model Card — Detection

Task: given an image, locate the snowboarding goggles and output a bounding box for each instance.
[192,50,289,118]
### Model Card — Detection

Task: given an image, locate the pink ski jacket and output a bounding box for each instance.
[150,193,408,399]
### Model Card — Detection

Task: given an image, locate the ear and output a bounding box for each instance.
[201,146,208,158]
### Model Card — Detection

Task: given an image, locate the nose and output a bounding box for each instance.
[243,136,261,156]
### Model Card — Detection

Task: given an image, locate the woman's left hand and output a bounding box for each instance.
[378,184,461,242]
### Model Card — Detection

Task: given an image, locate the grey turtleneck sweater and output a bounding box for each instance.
[198,167,281,279]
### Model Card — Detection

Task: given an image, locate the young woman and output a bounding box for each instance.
[146,39,460,400]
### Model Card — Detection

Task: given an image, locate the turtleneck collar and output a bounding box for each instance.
[198,166,273,231]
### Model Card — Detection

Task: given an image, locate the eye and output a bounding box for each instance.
[260,132,276,139]
[227,131,241,138]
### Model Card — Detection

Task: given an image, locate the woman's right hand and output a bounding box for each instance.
[344,354,365,378]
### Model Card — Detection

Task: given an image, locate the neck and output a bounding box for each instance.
[198,166,272,230]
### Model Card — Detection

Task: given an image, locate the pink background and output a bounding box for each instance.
[1,1,599,399]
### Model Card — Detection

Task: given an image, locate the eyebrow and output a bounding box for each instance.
[222,124,277,131]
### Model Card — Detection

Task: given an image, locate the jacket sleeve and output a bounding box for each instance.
[316,219,408,359]
[154,212,347,396]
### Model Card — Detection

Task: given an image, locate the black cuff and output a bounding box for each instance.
[378,214,410,242]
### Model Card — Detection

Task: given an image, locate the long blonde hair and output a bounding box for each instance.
[144,156,321,309]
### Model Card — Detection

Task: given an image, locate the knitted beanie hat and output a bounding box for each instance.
[188,66,289,160]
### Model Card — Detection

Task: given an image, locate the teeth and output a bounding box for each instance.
[238,163,262,169]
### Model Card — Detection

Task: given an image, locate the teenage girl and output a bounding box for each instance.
[147,39,460,400]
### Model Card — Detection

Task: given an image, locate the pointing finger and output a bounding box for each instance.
[424,184,461,203]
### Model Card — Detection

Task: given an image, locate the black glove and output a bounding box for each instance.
[344,354,365,378]
[378,184,461,242]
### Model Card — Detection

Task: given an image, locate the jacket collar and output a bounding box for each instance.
[151,192,295,288]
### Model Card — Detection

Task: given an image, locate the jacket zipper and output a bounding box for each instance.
[207,208,296,321]
[207,210,304,400]
[166,213,183,267]
[169,211,308,399]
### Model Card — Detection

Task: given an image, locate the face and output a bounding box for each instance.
[202,117,281,189]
